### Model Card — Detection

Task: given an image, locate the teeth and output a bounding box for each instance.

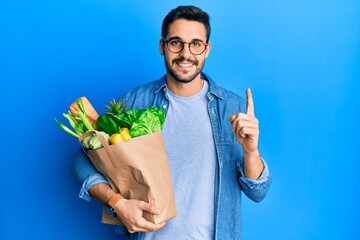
[179,63,193,67]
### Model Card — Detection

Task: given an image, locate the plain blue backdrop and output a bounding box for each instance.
[1,0,359,239]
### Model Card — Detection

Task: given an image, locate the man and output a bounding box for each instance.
[72,5,271,239]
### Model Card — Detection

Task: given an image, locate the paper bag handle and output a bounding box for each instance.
[78,131,120,168]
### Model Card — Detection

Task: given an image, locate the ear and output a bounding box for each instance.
[204,41,211,59]
[159,39,165,56]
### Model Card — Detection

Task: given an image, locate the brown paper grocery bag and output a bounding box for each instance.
[79,130,177,225]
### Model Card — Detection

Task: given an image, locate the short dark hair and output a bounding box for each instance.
[161,5,211,42]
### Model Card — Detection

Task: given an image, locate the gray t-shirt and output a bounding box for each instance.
[143,80,217,239]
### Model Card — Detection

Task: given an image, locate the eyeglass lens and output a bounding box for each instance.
[166,40,206,55]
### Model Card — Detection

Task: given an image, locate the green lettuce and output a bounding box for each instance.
[129,107,165,138]
[113,109,144,129]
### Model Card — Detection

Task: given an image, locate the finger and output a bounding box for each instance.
[143,221,166,232]
[229,113,254,127]
[231,116,258,133]
[239,127,259,138]
[246,88,255,116]
[229,113,258,130]
[133,221,166,233]
[230,113,256,123]
[232,120,258,134]
[237,126,259,140]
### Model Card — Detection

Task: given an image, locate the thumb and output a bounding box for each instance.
[229,114,236,122]
[141,202,161,215]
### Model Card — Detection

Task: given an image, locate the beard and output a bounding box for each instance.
[164,56,205,83]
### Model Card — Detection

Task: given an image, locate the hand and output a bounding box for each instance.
[114,199,166,233]
[229,88,259,154]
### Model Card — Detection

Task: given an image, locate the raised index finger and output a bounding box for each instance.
[246,88,255,116]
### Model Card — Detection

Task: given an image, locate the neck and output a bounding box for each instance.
[166,74,204,97]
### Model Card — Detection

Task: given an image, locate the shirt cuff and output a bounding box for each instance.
[238,158,270,189]
[78,173,110,201]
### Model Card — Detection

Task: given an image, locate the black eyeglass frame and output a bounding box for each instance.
[161,37,209,55]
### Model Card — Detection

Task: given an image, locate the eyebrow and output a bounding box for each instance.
[166,36,205,42]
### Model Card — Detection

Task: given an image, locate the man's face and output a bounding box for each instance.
[160,19,211,83]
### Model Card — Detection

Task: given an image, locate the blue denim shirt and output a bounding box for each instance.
[72,72,272,240]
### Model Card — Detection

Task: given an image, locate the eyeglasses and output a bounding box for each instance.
[162,38,208,55]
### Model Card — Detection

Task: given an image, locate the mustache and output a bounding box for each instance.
[172,57,198,66]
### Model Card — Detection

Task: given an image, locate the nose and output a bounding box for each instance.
[179,43,192,58]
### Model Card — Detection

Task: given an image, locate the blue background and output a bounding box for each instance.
[1,0,359,239]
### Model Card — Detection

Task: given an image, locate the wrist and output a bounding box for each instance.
[108,193,125,208]
[243,149,264,180]
[243,149,260,160]
[106,193,125,217]
[104,187,117,204]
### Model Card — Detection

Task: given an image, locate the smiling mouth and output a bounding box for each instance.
[177,62,194,68]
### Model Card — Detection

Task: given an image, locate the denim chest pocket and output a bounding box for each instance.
[221,130,244,163]
[224,130,235,144]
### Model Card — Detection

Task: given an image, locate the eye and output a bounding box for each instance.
[191,41,203,48]
[169,40,182,46]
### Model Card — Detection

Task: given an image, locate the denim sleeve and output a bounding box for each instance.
[71,148,109,201]
[237,158,272,203]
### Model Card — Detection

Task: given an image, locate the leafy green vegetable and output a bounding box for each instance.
[55,98,94,138]
[62,111,78,131]
[81,133,92,147]
[82,131,109,149]
[77,110,94,131]
[56,98,165,141]
[76,98,86,116]
[55,118,80,138]
[74,122,85,135]
[113,109,144,129]
[96,115,120,136]
[129,107,165,138]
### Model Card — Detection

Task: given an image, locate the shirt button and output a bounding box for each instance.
[162,104,167,109]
